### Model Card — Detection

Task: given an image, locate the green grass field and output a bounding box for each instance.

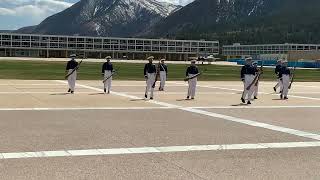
[0,60,319,81]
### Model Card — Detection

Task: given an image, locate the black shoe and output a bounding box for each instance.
[68,89,71,92]
[71,91,74,94]
[145,94,147,98]
[284,97,288,100]
[104,88,106,93]
[254,96,258,100]
[107,91,110,94]
[150,97,153,100]
[247,101,251,105]
[273,87,276,92]
[280,94,283,99]
[241,98,245,103]
[191,97,195,100]
[280,91,282,94]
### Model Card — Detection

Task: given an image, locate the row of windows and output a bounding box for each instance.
[223,45,320,51]
[0,35,218,48]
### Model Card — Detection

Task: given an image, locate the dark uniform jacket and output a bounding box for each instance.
[275,65,282,78]
[66,60,78,70]
[159,64,168,73]
[279,67,291,78]
[102,62,113,74]
[240,64,256,79]
[144,63,157,76]
[186,66,199,77]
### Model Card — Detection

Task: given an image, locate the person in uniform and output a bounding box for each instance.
[65,54,79,94]
[186,60,199,100]
[102,56,114,94]
[241,57,256,104]
[252,61,260,100]
[279,60,291,100]
[158,59,168,91]
[273,59,283,93]
[144,56,157,99]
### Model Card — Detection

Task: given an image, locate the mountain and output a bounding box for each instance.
[16,0,181,37]
[146,0,320,44]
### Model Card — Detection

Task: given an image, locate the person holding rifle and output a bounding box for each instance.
[185,60,199,100]
[279,60,291,100]
[240,57,256,104]
[65,54,79,94]
[158,59,168,91]
[101,56,114,94]
[252,61,261,100]
[144,56,157,100]
[273,59,283,93]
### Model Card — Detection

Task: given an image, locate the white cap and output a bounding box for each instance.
[147,56,154,60]
[253,61,258,65]
[106,56,111,60]
[161,59,165,61]
[245,57,253,61]
[282,60,288,63]
[70,54,76,58]
[191,60,196,63]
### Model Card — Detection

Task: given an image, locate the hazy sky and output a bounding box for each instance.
[0,0,194,30]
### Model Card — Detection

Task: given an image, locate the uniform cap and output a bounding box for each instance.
[106,56,111,60]
[253,61,258,65]
[70,54,76,58]
[245,57,253,61]
[147,56,154,60]
[161,59,165,61]
[191,60,196,63]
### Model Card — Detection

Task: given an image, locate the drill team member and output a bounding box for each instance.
[252,61,260,99]
[144,56,157,99]
[102,56,114,94]
[186,60,199,100]
[273,59,283,93]
[65,54,78,94]
[159,59,168,91]
[241,57,256,104]
[279,60,291,100]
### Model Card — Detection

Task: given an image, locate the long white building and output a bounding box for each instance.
[0,33,219,60]
[222,43,320,60]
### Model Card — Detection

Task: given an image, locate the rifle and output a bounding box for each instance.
[65,60,83,79]
[247,62,263,91]
[288,67,296,89]
[102,70,117,83]
[184,67,207,81]
[152,60,161,88]
[254,61,264,86]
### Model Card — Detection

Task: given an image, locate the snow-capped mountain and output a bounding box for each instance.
[17,0,181,37]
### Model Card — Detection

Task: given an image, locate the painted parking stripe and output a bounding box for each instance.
[1,141,320,160]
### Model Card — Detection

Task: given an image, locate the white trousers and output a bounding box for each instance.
[187,74,197,98]
[104,70,112,92]
[67,69,77,91]
[145,73,156,98]
[275,78,283,91]
[242,75,255,101]
[281,75,290,97]
[159,71,166,90]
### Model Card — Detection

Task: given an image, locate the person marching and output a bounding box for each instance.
[279,60,291,100]
[186,60,199,100]
[158,59,168,91]
[273,59,283,93]
[252,61,260,100]
[102,56,114,94]
[241,57,256,104]
[144,56,157,100]
[65,54,79,94]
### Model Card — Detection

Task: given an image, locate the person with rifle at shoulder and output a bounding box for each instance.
[273,59,283,93]
[185,60,199,100]
[158,59,168,91]
[144,56,157,100]
[101,56,114,94]
[65,54,79,94]
[279,60,291,100]
[252,61,263,100]
[240,57,256,104]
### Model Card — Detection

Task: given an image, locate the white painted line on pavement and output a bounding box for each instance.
[181,108,320,141]
[55,80,320,141]
[1,141,320,160]
[0,107,175,111]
